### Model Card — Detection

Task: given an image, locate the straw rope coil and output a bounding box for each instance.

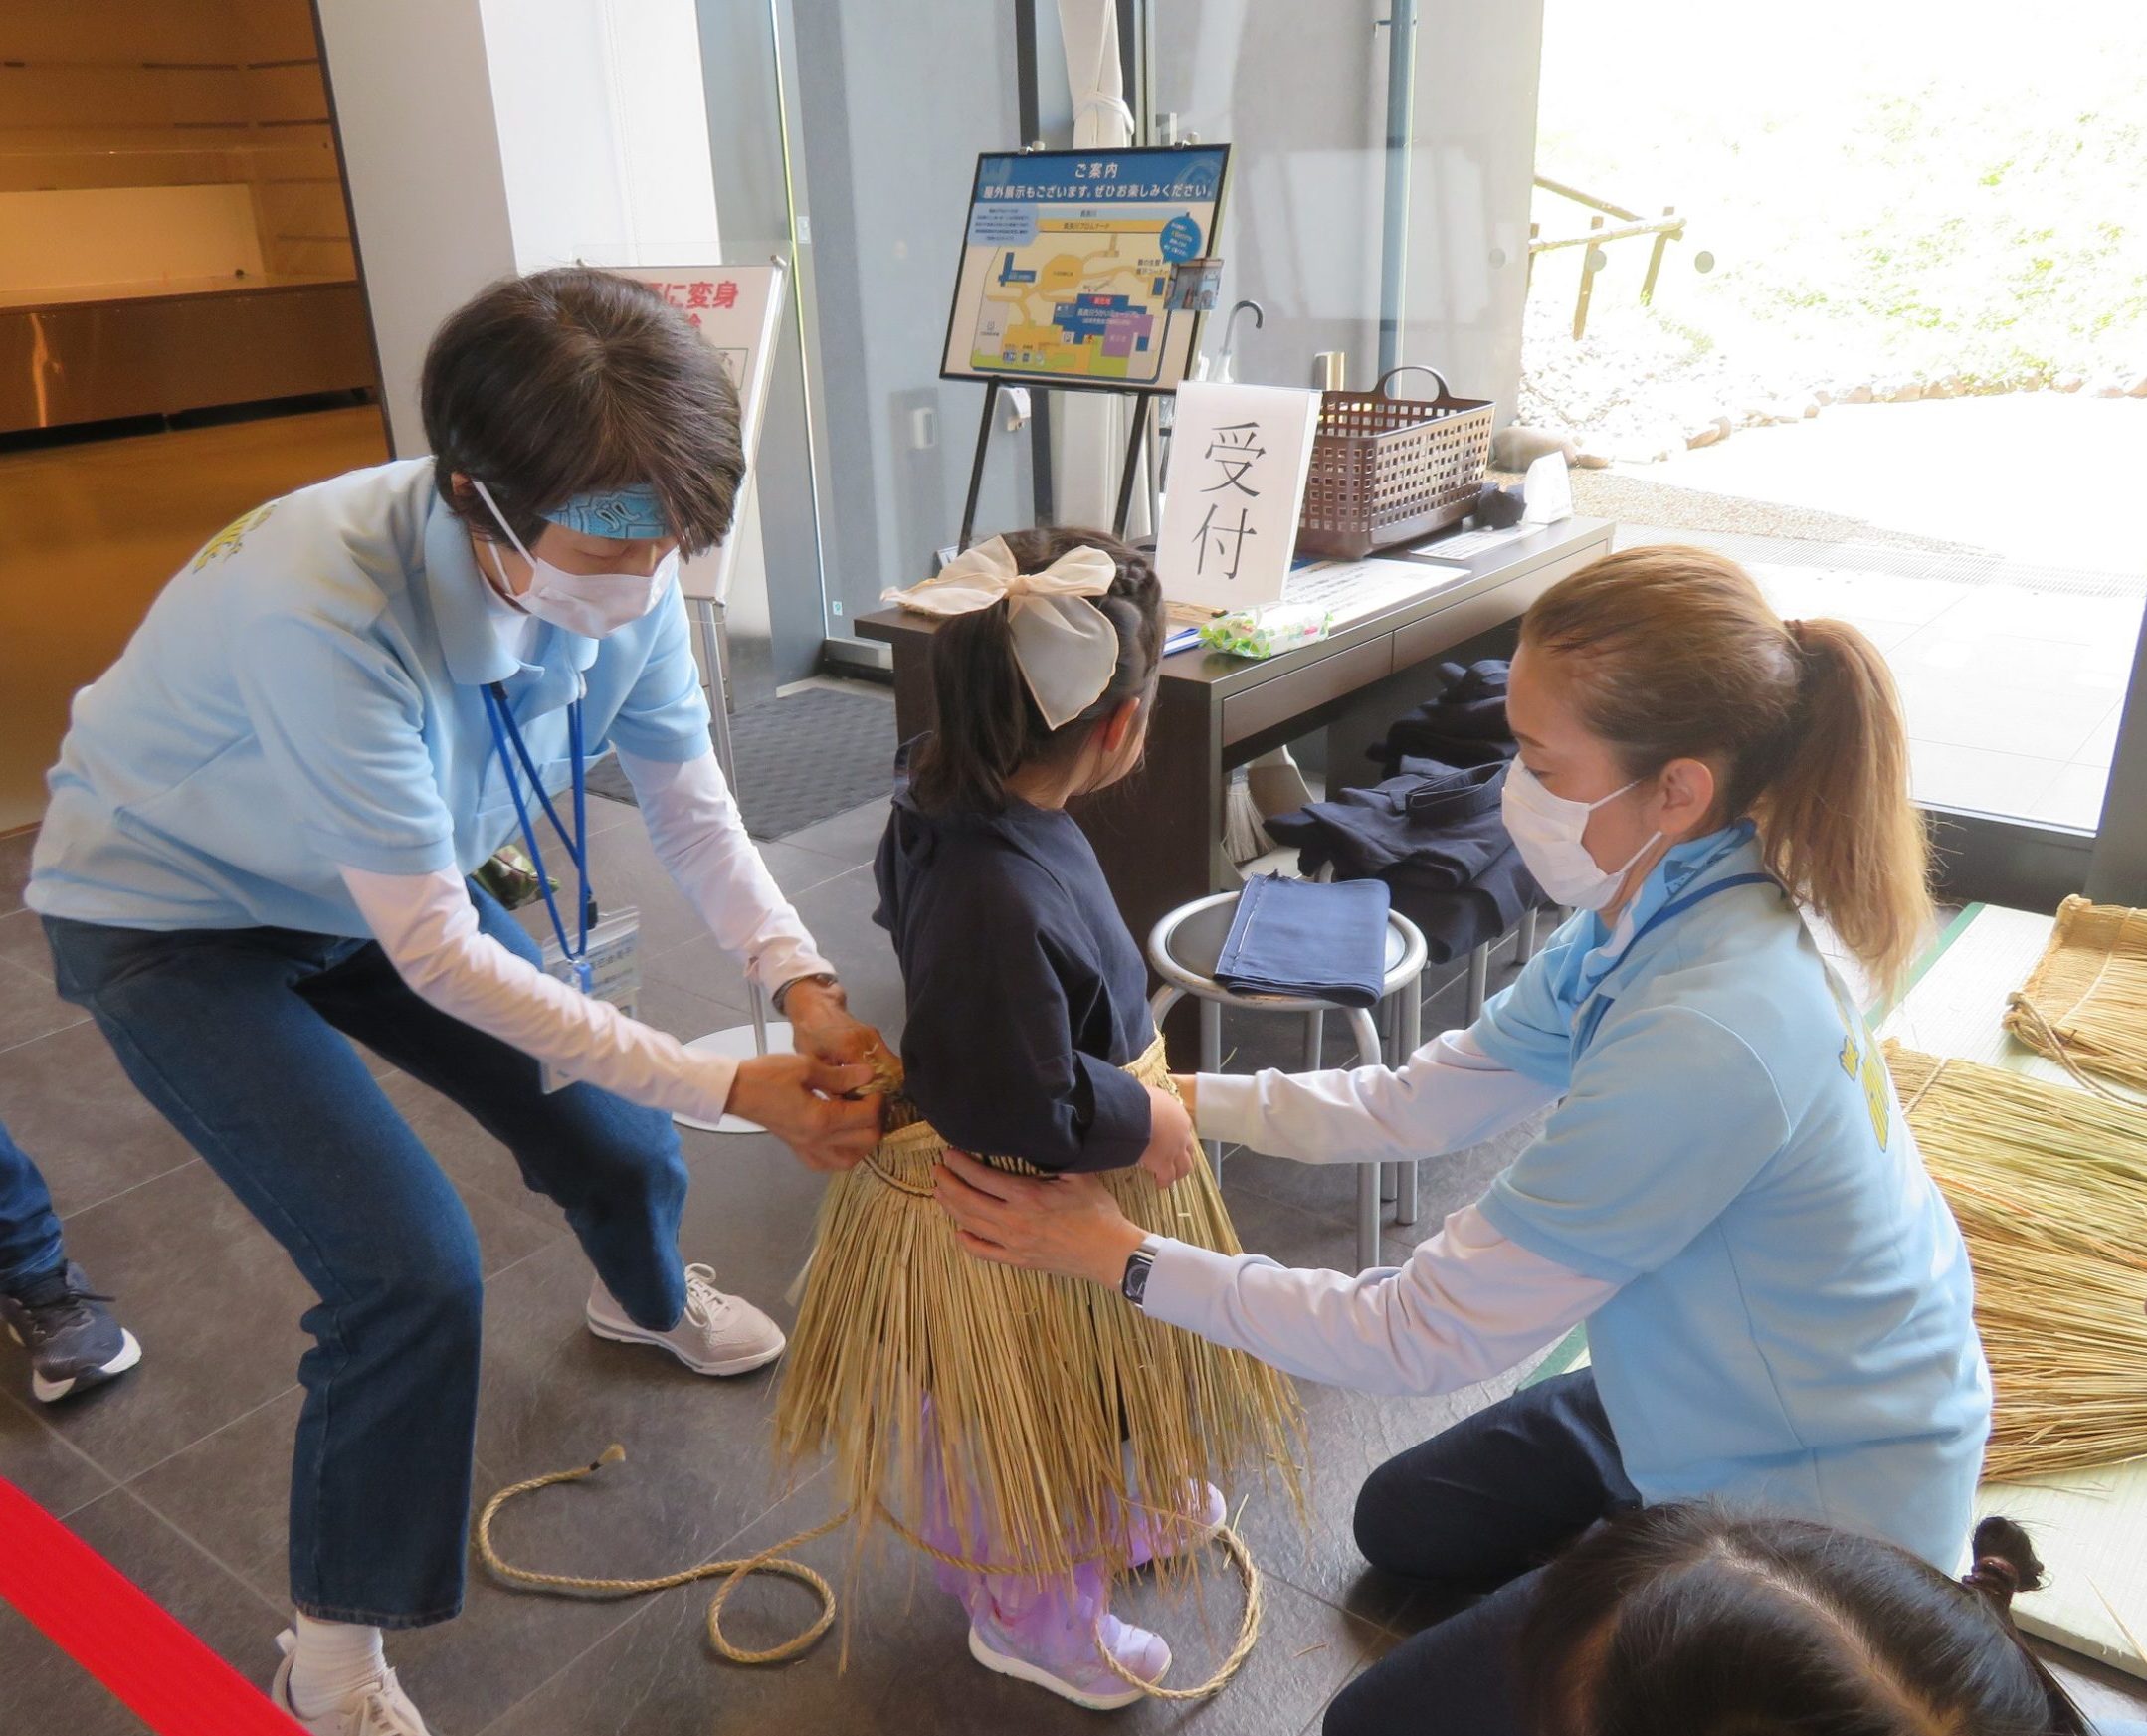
[2004,896,2147,1101]
[479,1036,1300,1701]
[1888,1041,2147,1481]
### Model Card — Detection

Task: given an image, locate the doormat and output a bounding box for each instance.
[587,685,898,841]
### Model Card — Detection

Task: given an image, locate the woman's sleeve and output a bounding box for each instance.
[1194,1028,1558,1165]
[1139,1201,1614,1396]
[340,866,738,1123]
[899,875,1150,1173]
[618,748,831,996]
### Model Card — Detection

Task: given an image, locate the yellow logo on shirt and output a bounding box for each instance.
[1836,1024,1892,1150]
[189,502,277,572]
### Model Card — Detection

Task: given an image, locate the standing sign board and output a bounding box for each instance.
[1154,381,1322,611]
[940,145,1229,394]
[612,263,787,603]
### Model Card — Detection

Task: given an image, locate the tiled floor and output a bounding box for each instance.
[1619,525,2143,832]
[0,805,1553,1736]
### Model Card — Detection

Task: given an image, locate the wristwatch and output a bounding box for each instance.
[1120,1236,1164,1306]
[772,972,839,1017]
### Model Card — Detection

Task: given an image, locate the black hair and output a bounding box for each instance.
[1519,1504,2089,1736]
[907,526,1165,814]
[420,267,743,555]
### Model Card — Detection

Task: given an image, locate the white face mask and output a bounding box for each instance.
[1501,758,1662,912]
[469,479,677,640]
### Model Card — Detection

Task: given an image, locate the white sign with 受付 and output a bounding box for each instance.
[1155,381,1322,610]
[610,263,787,603]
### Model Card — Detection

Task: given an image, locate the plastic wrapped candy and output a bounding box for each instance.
[1197,602,1334,660]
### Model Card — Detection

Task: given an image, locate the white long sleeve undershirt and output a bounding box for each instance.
[1142,1201,1614,1398]
[339,748,831,1121]
[1193,1027,1558,1165]
[1151,1028,1605,1395]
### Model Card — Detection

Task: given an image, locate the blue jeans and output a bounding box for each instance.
[45,883,690,1629]
[1324,1370,1640,1736]
[0,1115,66,1294]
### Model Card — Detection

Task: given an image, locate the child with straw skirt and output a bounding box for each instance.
[773,530,1302,1708]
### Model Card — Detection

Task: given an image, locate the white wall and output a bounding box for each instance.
[478,0,721,271]
[320,0,767,682]
[315,0,517,455]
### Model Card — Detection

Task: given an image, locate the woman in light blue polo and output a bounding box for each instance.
[29,269,884,1736]
[936,546,1991,1736]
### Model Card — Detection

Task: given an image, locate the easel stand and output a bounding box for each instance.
[955,376,1168,549]
[675,593,792,1135]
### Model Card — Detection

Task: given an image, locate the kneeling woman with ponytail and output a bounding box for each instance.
[935,546,1994,1734]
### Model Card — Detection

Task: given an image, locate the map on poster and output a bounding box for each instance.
[940,145,1230,392]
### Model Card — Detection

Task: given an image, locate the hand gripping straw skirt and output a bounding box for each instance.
[773,1036,1305,1637]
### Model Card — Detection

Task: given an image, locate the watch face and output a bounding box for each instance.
[1123,1254,1153,1305]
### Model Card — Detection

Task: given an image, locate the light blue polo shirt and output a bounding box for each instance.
[1472,823,1991,1570]
[29,458,712,937]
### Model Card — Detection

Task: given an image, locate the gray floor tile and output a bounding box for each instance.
[16,1160,314,1481]
[0,828,32,915]
[482,1472,1383,1736]
[674,1126,832,1322]
[0,1485,284,1729]
[0,904,52,979]
[582,826,711,957]
[639,936,751,1023]
[125,1385,301,1604]
[471,1240,801,1575]
[778,798,891,872]
[781,866,904,1043]
[0,1388,117,1519]
[367,1071,584,1259]
[0,1019,197,1219]
[0,952,88,1053]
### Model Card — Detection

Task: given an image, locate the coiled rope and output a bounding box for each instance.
[477,1446,1263,1699]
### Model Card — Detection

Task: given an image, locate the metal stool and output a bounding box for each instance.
[1148,892,1429,1271]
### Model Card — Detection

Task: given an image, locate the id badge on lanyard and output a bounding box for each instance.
[483,681,644,1094]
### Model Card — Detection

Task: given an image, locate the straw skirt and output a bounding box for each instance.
[773,1036,1304,1586]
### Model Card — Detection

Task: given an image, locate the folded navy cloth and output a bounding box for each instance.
[1214,873,1392,1009]
[1373,660,1516,776]
[1266,761,1510,887]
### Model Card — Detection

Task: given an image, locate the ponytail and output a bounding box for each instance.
[1766,618,1932,995]
[1522,546,1933,995]
[907,526,1164,815]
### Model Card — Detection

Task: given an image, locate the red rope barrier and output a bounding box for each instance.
[0,1477,304,1735]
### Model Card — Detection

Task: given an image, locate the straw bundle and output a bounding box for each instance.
[2004,896,2147,1095]
[774,1035,1306,1600]
[1888,1042,2147,1481]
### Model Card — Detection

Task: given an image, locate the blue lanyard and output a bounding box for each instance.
[483,681,591,988]
[1623,870,1778,952]
[1571,871,1779,1058]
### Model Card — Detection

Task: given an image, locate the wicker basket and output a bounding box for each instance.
[1296,366,1495,559]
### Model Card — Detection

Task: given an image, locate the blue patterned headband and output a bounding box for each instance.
[540,484,669,540]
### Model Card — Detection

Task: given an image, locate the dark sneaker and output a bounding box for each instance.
[1,1261,142,1403]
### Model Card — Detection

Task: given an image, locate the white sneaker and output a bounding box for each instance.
[270,1631,431,1736]
[968,1611,1172,1710]
[584,1262,785,1375]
